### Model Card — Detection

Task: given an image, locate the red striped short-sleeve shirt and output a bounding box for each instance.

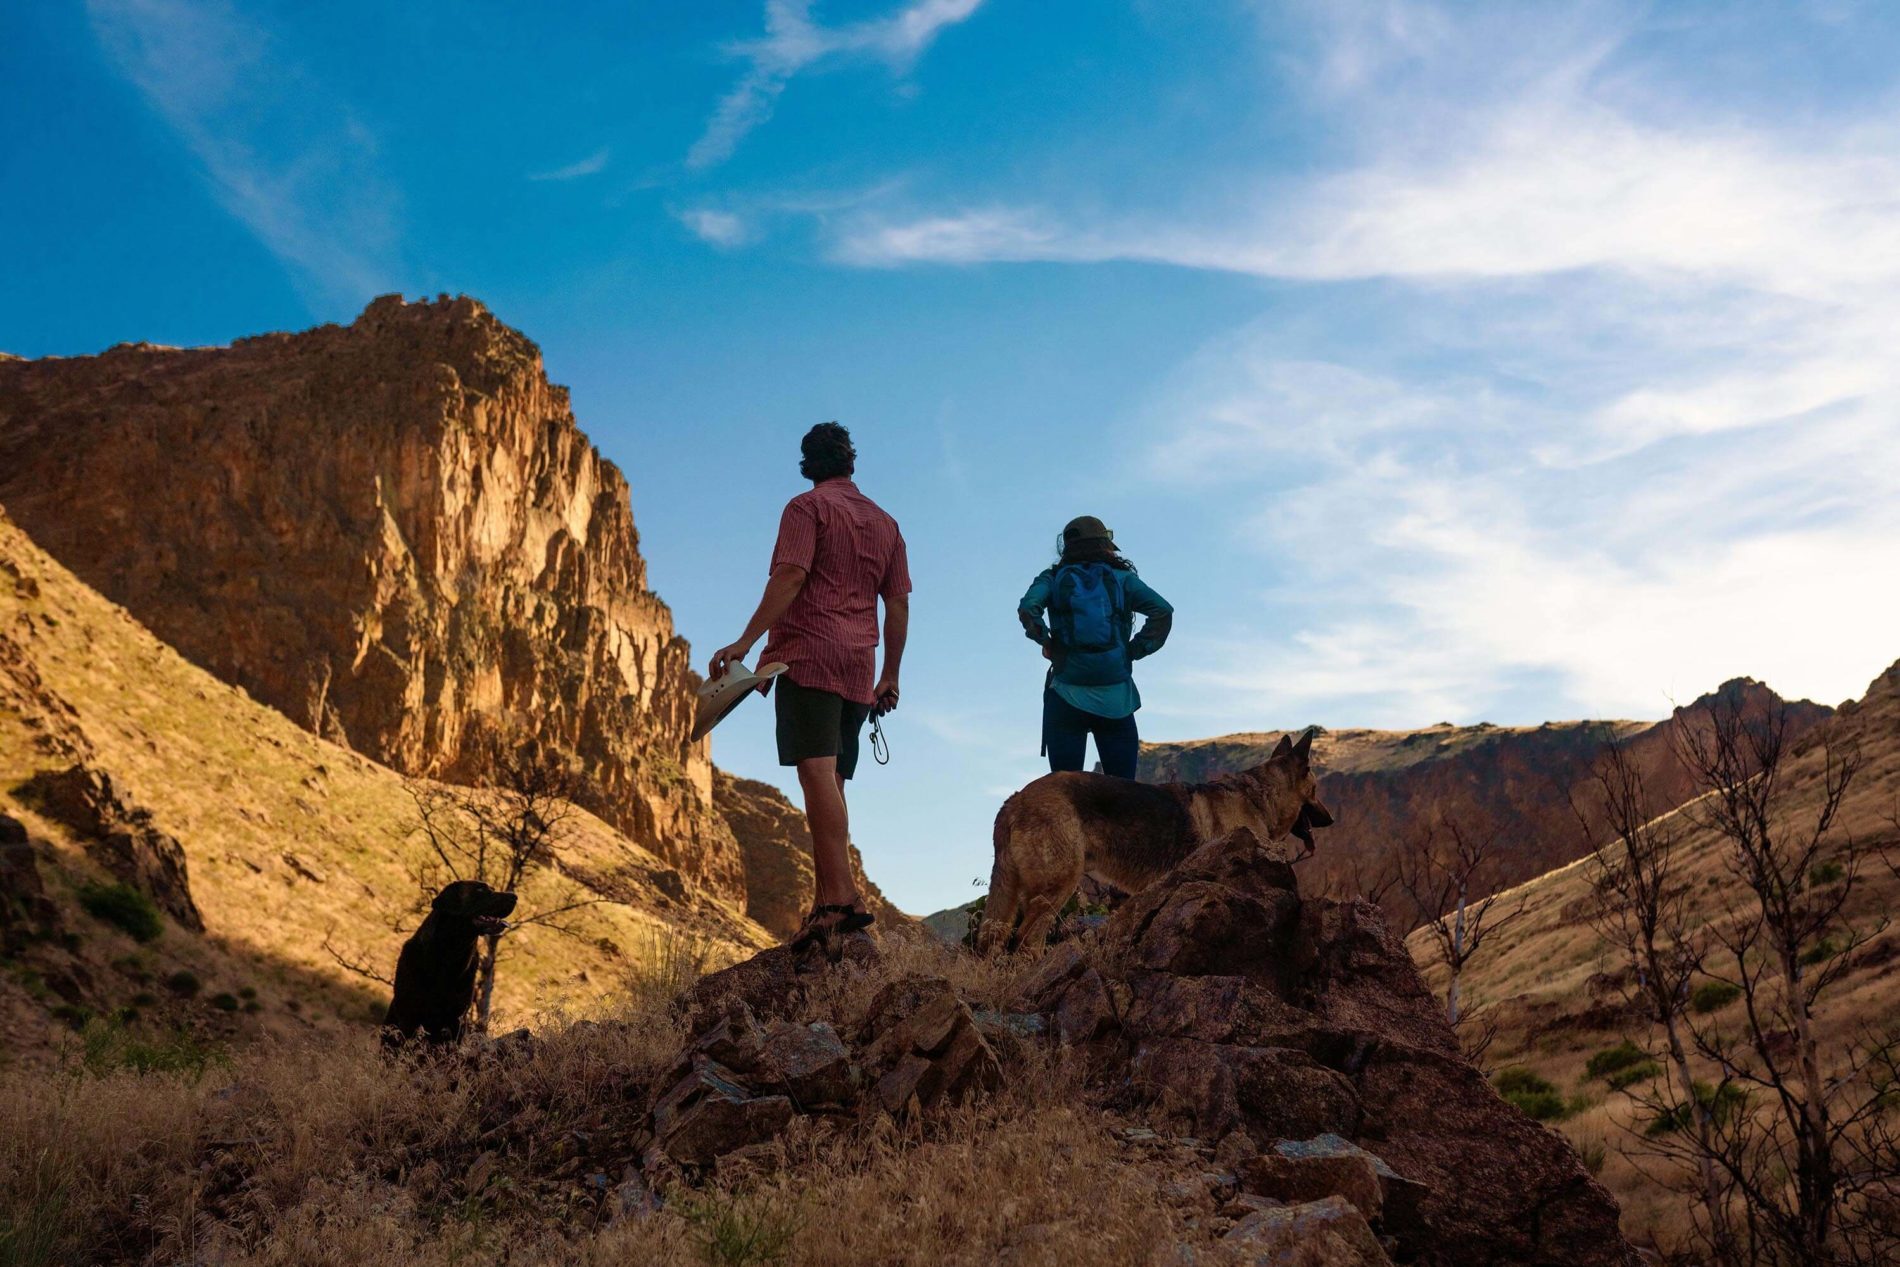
[759,478,910,705]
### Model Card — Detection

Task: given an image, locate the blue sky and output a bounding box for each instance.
[5,2,1899,914]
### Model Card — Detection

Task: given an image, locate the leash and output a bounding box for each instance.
[869,710,891,766]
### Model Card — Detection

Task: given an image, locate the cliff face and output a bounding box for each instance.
[713,769,909,940]
[0,296,742,901]
[1139,680,1831,907]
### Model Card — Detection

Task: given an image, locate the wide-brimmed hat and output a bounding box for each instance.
[692,660,788,742]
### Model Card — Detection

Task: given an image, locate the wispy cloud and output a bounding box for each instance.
[823,1,1900,721]
[87,0,400,311]
[688,0,985,170]
[528,147,610,181]
[677,207,753,247]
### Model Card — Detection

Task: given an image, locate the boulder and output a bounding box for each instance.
[756,1020,858,1109]
[682,933,877,1024]
[650,1061,793,1167]
[1018,827,1639,1267]
[1225,1195,1393,1266]
[20,764,202,930]
[860,975,1001,1115]
[0,815,60,953]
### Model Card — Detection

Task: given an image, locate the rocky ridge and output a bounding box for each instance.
[1139,680,1831,909]
[0,295,741,901]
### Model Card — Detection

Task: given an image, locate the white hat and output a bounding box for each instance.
[692,660,788,742]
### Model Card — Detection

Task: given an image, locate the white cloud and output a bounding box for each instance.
[87,0,400,310]
[688,0,985,170]
[816,2,1900,723]
[677,207,753,247]
[528,147,610,181]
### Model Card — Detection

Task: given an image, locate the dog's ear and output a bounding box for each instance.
[1293,730,1314,765]
[1272,734,1294,760]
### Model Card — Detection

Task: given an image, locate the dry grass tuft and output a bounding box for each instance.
[0,932,1211,1267]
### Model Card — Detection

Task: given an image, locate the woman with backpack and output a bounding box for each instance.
[1017,515,1173,779]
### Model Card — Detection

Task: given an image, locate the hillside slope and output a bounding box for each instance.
[0,506,771,1064]
[1140,683,1830,905]
[0,296,740,900]
[1406,659,1900,1250]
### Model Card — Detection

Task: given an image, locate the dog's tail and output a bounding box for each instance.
[977,795,1023,955]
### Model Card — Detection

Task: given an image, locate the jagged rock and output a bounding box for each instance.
[1225,1195,1393,1266]
[860,975,1001,1115]
[682,933,878,1023]
[1021,826,1639,1267]
[0,815,60,953]
[650,1061,793,1166]
[756,1020,858,1109]
[0,295,744,901]
[691,1001,767,1071]
[21,764,202,930]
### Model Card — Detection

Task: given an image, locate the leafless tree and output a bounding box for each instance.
[1650,693,1893,1266]
[1573,730,1737,1264]
[325,730,601,1035]
[1393,812,1529,1051]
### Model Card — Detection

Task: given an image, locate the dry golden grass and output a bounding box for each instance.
[0,928,1218,1267]
[0,510,772,1062]
[1405,664,1900,1256]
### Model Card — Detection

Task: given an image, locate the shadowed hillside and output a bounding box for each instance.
[0,505,771,1064]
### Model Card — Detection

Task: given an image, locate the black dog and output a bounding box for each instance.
[382,879,518,1047]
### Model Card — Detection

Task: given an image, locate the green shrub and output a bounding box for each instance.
[1646,1081,1747,1136]
[1577,1139,1608,1175]
[162,969,201,998]
[682,1192,800,1266]
[49,1004,91,1030]
[1691,980,1741,1013]
[237,986,257,1001]
[1799,937,1839,967]
[1494,1067,1574,1121]
[208,992,240,1013]
[1585,1040,1650,1080]
[76,882,162,943]
[241,1000,262,1014]
[1810,861,1844,886]
[129,991,157,1007]
[1607,1060,1662,1091]
[78,1017,223,1078]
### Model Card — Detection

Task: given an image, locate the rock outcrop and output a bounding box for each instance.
[1022,826,1639,1267]
[713,769,908,940]
[1140,680,1830,909]
[0,295,740,900]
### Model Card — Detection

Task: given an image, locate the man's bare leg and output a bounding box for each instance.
[796,756,856,907]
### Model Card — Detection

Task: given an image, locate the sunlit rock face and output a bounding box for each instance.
[0,294,743,903]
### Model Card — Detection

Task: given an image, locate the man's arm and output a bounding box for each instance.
[708,562,808,681]
[873,594,908,714]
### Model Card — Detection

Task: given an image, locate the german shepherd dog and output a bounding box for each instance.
[978,731,1332,955]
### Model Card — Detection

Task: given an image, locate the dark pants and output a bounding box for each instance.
[1043,687,1140,779]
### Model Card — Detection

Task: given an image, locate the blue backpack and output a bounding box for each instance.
[1049,563,1130,687]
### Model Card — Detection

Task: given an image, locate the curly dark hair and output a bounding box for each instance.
[1056,537,1135,570]
[799,422,856,482]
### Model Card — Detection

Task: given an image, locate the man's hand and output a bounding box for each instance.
[872,673,900,716]
[708,641,754,683]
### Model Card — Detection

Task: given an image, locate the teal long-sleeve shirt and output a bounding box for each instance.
[1018,565,1173,719]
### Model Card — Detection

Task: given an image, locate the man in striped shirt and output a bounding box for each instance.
[708,423,910,947]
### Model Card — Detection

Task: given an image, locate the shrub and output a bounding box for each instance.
[162,969,201,998]
[1494,1067,1572,1121]
[77,1017,224,1078]
[76,882,162,944]
[1691,979,1741,1013]
[1810,861,1844,886]
[1799,936,1839,966]
[237,986,257,1001]
[208,993,240,1013]
[1585,1040,1650,1080]
[682,1192,800,1267]
[1646,1081,1747,1136]
[1607,1061,1662,1091]
[1577,1138,1608,1175]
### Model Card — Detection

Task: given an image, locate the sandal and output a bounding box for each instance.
[789,899,877,951]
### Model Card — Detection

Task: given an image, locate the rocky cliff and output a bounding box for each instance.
[1139,680,1830,907]
[0,296,741,901]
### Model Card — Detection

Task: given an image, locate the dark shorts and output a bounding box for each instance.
[775,677,872,779]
